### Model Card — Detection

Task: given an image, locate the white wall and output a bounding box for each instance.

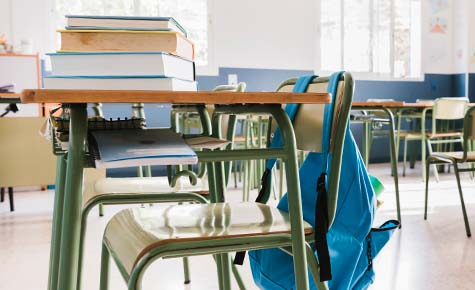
[420,0,452,74]
[0,0,12,41]
[468,0,475,73]
[451,0,468,74]
[0,0,55,55]
[0,0,469,75]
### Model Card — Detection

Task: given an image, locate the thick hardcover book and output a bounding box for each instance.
[66,15,187,36]
[89,128,198,168]
[58,30,195,60]
[48,52,195,81]
[43,76,197,91]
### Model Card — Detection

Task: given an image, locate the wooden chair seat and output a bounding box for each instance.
[103,202,313,275]
[405,131,462,140]
[430,151,475,162]
[84,176,209,206]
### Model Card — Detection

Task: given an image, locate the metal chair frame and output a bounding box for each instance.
[98,73,355,290]
[424,105,475,237]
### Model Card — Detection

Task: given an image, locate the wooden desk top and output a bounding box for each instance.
[0,93,21,103]
[0,93,21,98]
[21,89,331,104]
[352,101,433,108]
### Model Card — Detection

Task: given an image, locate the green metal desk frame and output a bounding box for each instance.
[47,103,312,290]
[351,105,402,225]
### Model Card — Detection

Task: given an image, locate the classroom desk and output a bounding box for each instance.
[22,89,331,290]
[351,101,435,225]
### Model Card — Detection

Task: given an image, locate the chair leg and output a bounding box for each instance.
[403,138,408,177]
[76,208,89,290]
[279,160,285,199]
[424,159,431,220]
[231,262,247,290]
[99,242,110,290]
[305,243,329,290]
[1,187,4,202]
[220,253,232,290]
[8,187,14,212]
[363,122,371,167]
[233,161,238,188]
[215,254,224,290]
[98,203,104,217]
[183,257,191,284]
[453,163,471,237]
[213,254,247,290]
[426,139,440,182]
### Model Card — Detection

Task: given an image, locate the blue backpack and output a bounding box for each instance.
[246,73,399,290]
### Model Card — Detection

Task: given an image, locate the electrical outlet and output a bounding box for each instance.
[228,74,238,86]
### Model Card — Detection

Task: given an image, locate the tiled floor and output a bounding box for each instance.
[1,162,475,289]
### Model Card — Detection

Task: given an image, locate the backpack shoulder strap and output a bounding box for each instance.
[314,71,344,282]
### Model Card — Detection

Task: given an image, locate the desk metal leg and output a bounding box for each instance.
[273,108,309,290]
[383,108,402,225]
[215,160,232,290]
[57,104,88,290]
[362,121,371,166]
[48,155,67,290]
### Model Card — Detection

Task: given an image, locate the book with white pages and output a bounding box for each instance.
[43,75,197,91]
[58,30,195,60]
[47,52,195,81]
[66,15,187,36]
[89,129,198,169]
[185,136,230,150]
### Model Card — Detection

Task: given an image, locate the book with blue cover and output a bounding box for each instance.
[90,129,198,168]
[47,52,195,81]
[66,15,187,36]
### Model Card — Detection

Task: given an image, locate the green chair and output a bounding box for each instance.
[403,97,468,181]
[396,99,433,176]
[97,73,355,290]
[424,105,475,237]
[170,83,247,180]
[351,99,396,166]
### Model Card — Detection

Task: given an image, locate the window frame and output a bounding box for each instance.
[318,0,422,81]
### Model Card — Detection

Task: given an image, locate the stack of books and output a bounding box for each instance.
[45,15,197,91]
[45,15,200,168]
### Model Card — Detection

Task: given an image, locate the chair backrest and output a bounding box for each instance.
[276,74,353,153]
[416,99,434,104]
[212,82,247,92]
[433,97,468,120]
[210,82,247,137]
[465,106,475,140]
[367,98,396,102]
[275,73,355,219]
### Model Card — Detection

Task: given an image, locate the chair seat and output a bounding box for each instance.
[185,136,230,150]
[103,202,313,275]
[350,114,388,123]
[233,135,267,143]
[430,151,475,162]
[405,131,463,140]
[84,176,209,206]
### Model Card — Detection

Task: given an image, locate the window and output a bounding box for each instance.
[320,0,421,79]
[55,0,210,66]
